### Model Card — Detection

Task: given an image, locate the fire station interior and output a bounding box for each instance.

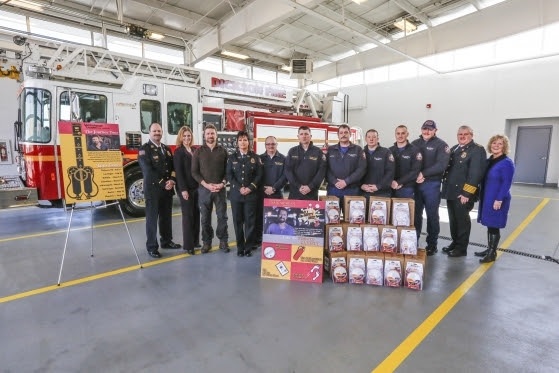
[1,1,559,372]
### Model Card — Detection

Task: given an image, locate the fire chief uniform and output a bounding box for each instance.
[441,141,486,255]
[226,150,263,256]
[138,141,177,254]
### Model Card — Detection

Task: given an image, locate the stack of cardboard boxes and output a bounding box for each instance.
[322,195,426,290]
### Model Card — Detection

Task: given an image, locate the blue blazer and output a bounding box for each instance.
[477,156,515,228]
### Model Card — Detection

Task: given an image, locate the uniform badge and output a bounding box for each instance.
[416,153,423,161]
[389,154,395,162]
[445,146,450,154]
[250,158,255,163]
[461,152,467,158]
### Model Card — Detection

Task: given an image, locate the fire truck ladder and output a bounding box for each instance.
[23,40,200,86]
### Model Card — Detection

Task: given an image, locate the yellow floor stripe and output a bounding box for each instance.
[372,198,550,373]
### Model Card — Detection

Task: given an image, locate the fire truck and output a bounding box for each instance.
[1,35,361,216]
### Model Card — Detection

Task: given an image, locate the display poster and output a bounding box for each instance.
[261,199,325,283]
[59,121,125,203]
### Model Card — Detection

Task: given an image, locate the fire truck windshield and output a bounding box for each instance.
[21,88,51,143]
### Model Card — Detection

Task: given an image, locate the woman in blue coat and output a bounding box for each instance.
[475,134,515,263]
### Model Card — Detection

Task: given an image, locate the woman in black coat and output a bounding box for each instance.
[173,126,200,254]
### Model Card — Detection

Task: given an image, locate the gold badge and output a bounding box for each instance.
[461,152,467,158]
[251,158,255,163]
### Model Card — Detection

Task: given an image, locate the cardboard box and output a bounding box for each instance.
[391,198,415,227]
[398,226,418,255]
[380,225,398,253]
[369,197,391,225]
[344,196,366,224]
[346,224,363,251]
[384,253,404,287]
[365,252,384,286]
[362,225,380,251]
[326,224,345,252]
[324,251,348,283]
[320,196,341,224]
[404,252,426,290]
[347,252,367,284]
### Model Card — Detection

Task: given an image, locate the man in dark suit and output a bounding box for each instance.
[441,125,486,257]
[138,122,181,258]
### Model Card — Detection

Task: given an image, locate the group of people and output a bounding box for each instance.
[138,119,515,264]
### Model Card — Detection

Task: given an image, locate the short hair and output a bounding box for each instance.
[395,125,408,131]
[298,126,311,133]
[237,130,249,141]
[458,125,474,136]
[338,124,350,133]
[149,122,161,131]
[204,123,217,133]
[265,136,277,143]
[486,134,510,155]
[278,207,288,215]
[366,129,379,136]
[175,126,194,147]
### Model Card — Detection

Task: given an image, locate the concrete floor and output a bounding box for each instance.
[1,184,558,372]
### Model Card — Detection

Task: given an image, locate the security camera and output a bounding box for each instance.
[13,35,27,46]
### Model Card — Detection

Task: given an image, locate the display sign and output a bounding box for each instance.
[261,199,325,283]
[58,121,125,203]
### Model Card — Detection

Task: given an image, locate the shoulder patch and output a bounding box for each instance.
[139,150,145,156]
[416,153,422,161]
[389,154,395,162]
[445,146,450,154]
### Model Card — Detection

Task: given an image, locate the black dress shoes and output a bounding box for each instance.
[448,248,467,257]
[442,245,455,254]
[148,250,162,258]
[237,250,245,257]
[161,241,182,249]
[184,249,195,255]
[426,245,438,256]
[244,250,252,257]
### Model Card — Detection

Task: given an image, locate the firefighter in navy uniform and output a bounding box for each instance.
[285,126,327,200]
[441,125,487,257]
[226,131,263,257]
[389,125,423,198]
[360,129,394,202]
[138,122,181,258]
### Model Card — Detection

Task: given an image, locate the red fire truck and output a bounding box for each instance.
[3,36,360,216]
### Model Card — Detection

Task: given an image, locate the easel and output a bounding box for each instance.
[57,200,143,285]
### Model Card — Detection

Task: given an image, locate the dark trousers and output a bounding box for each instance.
[179,189,200,251]
[289,189,319,201]
[145,193,173,252]
[414,180,441,247]
[231,198,258,252]
[198,187,228,244]
[393,186,414,198]
[255,192,283,244]
[446,199,474,251]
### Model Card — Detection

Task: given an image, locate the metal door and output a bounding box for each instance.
[514,126,551,184]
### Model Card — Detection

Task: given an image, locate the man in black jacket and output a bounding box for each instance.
[138,122,181,258]
[389,125,422,198]
[360,129,394,199]
[441,125,487,257]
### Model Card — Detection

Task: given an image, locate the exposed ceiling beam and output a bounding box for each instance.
[129,0,218,28]
[466,0,483,11]
[248,33,335,62]
[391,0,432,27]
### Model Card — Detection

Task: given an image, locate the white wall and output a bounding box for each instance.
[0,78,19,175]
[345,56,559,185]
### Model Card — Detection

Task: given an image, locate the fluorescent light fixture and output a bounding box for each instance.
[394,19,417,33]
[147,32,165,41]
[9,0,44,11]
[280,65,291,72]
[221,50,249,60]
[351,0,367,4]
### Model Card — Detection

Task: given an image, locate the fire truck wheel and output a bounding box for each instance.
[120,167,145,217]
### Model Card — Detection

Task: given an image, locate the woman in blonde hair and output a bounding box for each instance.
[476,134,515,263]
[173,126,200,254]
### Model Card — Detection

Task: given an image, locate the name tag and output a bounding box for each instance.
[274,162,283,166]
[309,156,318,161]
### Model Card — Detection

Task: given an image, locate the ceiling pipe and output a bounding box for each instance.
[280,0,441,73]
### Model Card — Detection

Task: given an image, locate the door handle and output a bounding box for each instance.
[541,157,547,160]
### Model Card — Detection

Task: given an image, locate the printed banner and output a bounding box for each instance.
[261,199,325,283]
[59,121,125,203]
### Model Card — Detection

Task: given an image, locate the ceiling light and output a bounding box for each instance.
[146,32,165,41]
[280,65,291,72]
[351,0,367,4]
[394,19,417,33]
[221,50,249,60]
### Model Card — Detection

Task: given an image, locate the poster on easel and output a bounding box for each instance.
[58,121,125,203]
[261,199,325,283]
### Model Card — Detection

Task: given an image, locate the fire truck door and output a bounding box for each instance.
[163,84,200,146]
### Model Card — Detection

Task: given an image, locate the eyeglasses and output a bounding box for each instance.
[265,143,277,146]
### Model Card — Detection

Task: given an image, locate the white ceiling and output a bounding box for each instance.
[2,0,559,83]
